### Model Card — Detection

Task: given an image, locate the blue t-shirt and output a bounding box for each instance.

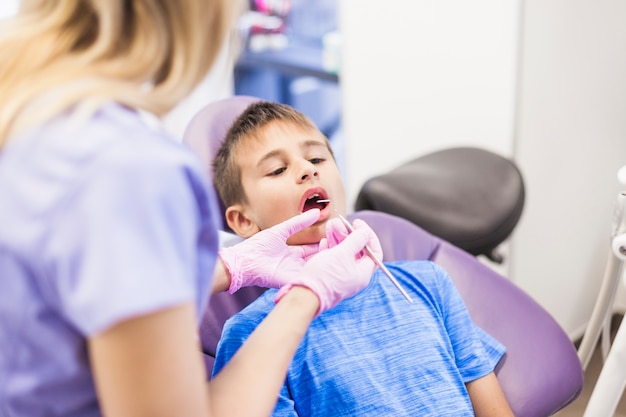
[0,103,221,416]
[213,260,505,416]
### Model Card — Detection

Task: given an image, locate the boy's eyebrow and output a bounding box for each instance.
[301,140,328,151]
[256,139,328,168]
[256,149,282,167]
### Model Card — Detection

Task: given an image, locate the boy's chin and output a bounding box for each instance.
[286,227,325,246]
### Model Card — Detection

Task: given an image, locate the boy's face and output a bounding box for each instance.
[225,121,346,245]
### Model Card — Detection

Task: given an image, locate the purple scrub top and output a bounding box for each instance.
[0,103,220,416]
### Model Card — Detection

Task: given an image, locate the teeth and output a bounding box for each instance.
[305,194,330,204]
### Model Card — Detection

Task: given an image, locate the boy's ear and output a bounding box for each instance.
[225,204,261,238]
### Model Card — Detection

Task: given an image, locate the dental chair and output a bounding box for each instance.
[182,96,583,417]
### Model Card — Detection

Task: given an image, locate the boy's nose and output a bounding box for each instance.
[299,163,319,182]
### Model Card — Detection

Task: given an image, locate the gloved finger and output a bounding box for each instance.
[318,237,329,252]
[352,251,378,281]
[333,225,376,258]
[325,217,349,248]
[272,209,321,240]
[352,219,383,262]
[291,242,321,260]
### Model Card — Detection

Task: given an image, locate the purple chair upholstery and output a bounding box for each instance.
[198,285,267,373]
[183,95,261,232]
[183,96,583,417]
[183,96,268,373]
[183,95,261,180]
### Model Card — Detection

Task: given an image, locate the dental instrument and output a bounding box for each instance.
[316,200,413,303]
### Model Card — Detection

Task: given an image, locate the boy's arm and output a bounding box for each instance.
[466,372,515,417]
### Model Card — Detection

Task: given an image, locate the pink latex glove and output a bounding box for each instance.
[219,209,322,294]
[315,217,345,251]
[320,217,383,261]
[275,219,382,315]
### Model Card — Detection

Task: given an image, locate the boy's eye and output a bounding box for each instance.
[309,158,325,165]
[268,167,286,176]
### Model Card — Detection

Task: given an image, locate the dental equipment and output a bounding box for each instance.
[316,200,413,303]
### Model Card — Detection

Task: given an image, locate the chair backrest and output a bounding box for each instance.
[184,96,583,417]
[183,95,261,232]
[182,96,267,374]
[183,95,261,179]
[354,146,525,263]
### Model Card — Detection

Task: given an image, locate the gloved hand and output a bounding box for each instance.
[219,209,322,294]
[275,219,382,315]
[316,217,345,251]
[320,217,383,261]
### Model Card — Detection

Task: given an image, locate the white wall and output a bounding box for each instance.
[340,0,626,337]
[513,0,626,338]
[0,0,19,19]
[339,0,520,206]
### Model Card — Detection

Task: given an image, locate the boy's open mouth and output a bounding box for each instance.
[302,193,329,212]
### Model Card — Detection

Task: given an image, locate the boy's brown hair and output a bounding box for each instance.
[213,101,335,207]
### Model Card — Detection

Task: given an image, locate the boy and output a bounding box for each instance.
[211,101,514,416]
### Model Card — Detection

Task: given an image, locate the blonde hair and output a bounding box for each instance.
[0,0,238,147]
